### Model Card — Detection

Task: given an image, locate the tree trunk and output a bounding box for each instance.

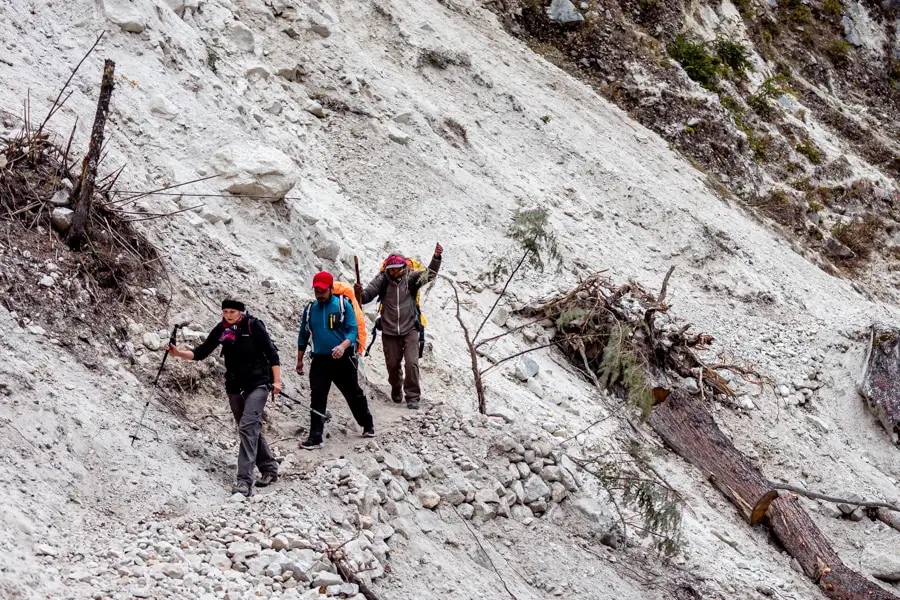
[649,390,899,600]
[859,323,900,446]
[67,59,115,248]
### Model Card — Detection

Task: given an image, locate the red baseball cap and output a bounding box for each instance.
[312,271,334,290]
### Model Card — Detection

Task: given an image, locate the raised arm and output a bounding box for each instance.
[410,242,443,288]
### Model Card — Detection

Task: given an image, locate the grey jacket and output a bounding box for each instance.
[361,255,441,336]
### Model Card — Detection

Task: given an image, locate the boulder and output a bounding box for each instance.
[402,454,426,480]
[48,190,70,206]
[522,474,551,504]
[387,126,410,145]
[546,0,584,24]
[311,571,343,588]
[142,332,161,351]
[572,497,615,530]
[474,488,501,504]
[148,94,178,119]
[419,489,441,509]
[212,143,298,200]
[50,207,74,232]
[509,480,525,504]
[515,357,539,381]
[103,0,149,32]
[227,22,256,52]
[824,236,856,260]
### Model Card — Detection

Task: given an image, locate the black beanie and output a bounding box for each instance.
[221,299,245,312]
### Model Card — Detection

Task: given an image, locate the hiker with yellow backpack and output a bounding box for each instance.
[296,271,374,449]
[355,243,443,410]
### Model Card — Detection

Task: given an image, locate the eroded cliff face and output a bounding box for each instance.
[489,0,899,297]
[1,0,900,599]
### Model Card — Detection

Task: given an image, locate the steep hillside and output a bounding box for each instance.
[489,0,899,299]
[1,0,900,599]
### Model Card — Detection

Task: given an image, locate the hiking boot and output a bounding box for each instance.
[406,401,419,410]
[232,480,252,497]
[300,437,323,450]
[362,427,376,438]
[256,472,278,487]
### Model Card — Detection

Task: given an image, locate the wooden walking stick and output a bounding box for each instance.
[354,255,363,304]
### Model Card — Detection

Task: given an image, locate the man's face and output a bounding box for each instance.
[222,308,242,324]
[387,267,404,281]
[314,286,332,303]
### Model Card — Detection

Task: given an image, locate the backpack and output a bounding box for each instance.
[301,282,367,354]
[365,257,429,358]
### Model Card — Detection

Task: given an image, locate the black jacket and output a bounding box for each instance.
[192,314,280,393]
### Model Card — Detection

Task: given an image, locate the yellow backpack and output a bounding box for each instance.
[365,257,429,356]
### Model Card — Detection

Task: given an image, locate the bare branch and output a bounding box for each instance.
[473,250,529,343]
[451,505,520,600]
[37,32,105,137]
[773,484,900,513]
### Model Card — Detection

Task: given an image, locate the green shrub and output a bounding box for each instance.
[720,93,744,116]
[823,0,843,17]
[748,73,790,119]
[668,35,721,90]
[826,40,852,65]
[796,140,824,164]
[752,188,803,226]
[748,130,772,161]
[714,37,754,78]
[832,214,881,259]
[781,0,812,24]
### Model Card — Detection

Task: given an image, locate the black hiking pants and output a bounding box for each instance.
[227,385,279,485]
[309,353,373,439]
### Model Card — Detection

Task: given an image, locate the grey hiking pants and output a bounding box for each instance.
[227,385,278,485]
[383,330,420,404]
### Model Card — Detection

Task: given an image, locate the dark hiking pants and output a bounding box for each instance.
[309,353,373,439]
[383,330,420,404]
[227,385,279,485]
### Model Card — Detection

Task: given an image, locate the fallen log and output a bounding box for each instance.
[524,272,900,600]
[859,323,900,446]
[650,390,898,600]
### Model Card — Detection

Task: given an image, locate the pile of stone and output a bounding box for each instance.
[60,495,374,600]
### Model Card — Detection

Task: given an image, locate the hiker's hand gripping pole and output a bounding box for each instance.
[130,324,184,446]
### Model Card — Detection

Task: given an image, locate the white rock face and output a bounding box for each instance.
[103,0,150,33]
[212,143,298,200]
[227,22,256,52]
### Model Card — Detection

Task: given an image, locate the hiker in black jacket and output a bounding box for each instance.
[355,243,442,409]
[167,299,281,497]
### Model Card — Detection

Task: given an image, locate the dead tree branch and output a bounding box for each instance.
[773,484,900,513]
[68,59,115,247]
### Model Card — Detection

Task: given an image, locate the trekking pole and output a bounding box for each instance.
[353,255,362,305]
[129,324,183,446]
[279,391,333,423]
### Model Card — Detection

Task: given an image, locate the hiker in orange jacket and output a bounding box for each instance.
[355,243,442,409]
